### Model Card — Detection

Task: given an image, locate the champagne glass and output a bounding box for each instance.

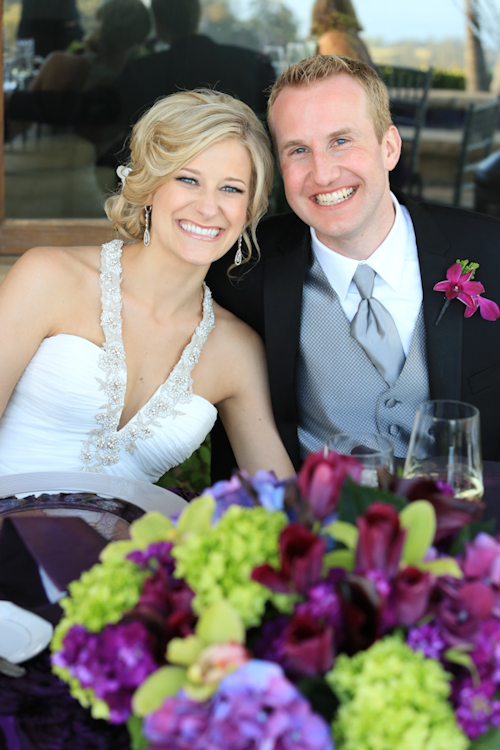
[403,400,483,502]
[326,433,394,487]
[11,39,34,90]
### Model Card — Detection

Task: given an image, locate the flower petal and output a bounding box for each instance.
[477,295,500,321]
[460,280,484,296]
[446,262,463,283]
[433,280,452,292]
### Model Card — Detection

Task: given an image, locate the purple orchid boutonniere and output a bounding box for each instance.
[433,259,500,326]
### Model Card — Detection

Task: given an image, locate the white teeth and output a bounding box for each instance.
[179,221,220,237]
[315,187,355,205]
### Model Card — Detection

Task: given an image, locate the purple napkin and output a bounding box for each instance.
[0,516,107,625]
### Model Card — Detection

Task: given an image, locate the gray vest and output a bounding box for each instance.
[297,252,430,459]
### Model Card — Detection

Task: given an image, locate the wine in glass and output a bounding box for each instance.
[403,399,483,502]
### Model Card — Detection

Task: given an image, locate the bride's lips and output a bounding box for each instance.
[313,187,356,206]
[177,220,224,240]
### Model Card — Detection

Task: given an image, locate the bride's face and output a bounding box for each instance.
[149,138,252,268]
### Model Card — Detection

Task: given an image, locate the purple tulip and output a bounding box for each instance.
[297,450,362,520]
[252,524,325,595]
[282,614,335,677]
[355,503,406,579]
[391,566,433,627]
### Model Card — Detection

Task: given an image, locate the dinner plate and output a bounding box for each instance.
[0,601,53,663]
[0,471,187,517]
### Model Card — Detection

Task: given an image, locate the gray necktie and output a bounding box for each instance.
[350,264,405,385]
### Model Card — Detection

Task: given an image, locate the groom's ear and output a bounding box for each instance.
[383,125,402,172]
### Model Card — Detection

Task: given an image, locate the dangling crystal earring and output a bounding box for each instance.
[234,233,243,266]
[143,205,152,246]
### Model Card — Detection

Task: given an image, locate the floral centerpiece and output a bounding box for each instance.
[50,451,500,750]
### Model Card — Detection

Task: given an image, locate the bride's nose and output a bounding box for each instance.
[195,189,219,220]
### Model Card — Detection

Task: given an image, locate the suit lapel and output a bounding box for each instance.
[402,195,463,400]
[263,220,310,465]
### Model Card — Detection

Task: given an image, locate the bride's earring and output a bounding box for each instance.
[234,233,243,266]
[143,205,152,247]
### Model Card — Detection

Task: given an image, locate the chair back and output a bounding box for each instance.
[454,98,500,207]
[379,66,433,195]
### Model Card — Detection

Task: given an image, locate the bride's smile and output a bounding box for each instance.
[148,138,252,268]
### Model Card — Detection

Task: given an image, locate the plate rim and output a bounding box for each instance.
[0,600,54,663]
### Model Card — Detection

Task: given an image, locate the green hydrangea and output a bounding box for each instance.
[52,556,147,652]
[172,505,291,627]
[326,635,468,750]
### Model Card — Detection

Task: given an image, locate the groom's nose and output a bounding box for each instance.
[310,152,341,187]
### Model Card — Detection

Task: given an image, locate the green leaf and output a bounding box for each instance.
[420,557,463,578]
[127,715,149,750]
[470,725,500,749]
[130,512,174,544]
[176,495,215,537]
[337,477,407,525]
[167,635,203,666]
[323,520,359,550]
[399,501,436,565]
[323,549,355,572]
[132,666,187,717]
[99,539,139,562]
[196,600,245,645]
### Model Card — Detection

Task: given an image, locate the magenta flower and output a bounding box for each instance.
[434,262,500,321]
[355,502,406,579]
[297,450,362,520]
[252,523,325,595]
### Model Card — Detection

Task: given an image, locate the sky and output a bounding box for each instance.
[238,0,468,42]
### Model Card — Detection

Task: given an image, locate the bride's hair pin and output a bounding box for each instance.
[234,233,243,266]
[116,165,131,185]
[143,205,152,246]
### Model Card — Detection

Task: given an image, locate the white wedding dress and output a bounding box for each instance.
[0,240,218,482]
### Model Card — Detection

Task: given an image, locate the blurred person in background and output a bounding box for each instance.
[30,0,151,93]
[310,0,373,65]
[17,0,83,57]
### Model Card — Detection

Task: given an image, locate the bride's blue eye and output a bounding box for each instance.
[176,176,197,185]
[222,185,243,193]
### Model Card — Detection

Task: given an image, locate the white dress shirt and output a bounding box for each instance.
[310,193,422,356]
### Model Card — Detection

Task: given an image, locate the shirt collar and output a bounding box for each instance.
[310,192,410,301]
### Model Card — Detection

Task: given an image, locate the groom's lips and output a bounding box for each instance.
[313,187,356,206]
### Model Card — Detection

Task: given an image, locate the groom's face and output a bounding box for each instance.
[271,74,401,259]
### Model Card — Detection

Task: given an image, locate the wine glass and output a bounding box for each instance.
[326,433,394,487]
[403,400,483,502]
[11,39,35,90]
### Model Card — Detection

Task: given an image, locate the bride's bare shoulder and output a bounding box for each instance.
[211,299,261,350]
[4,244,104,291]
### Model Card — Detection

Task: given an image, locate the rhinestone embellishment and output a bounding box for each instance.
[80,240,215,472]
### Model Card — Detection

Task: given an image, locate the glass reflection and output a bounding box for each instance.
[3,0,308,220]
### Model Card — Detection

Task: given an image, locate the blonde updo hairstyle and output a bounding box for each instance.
[105,89,274,266]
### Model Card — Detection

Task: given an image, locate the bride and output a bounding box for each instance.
[0,89,294,482]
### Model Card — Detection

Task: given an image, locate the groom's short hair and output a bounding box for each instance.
[267,55,392,144]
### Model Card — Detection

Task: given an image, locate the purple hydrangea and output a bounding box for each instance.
[143,660,334,750]
[52,621,158,723]
[407,622,447,661]
[295,574,342,631]
[204,470,285,521]
[127,541,175,570]
[453,677,500,739]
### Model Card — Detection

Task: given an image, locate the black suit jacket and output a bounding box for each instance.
[207,192,500,478]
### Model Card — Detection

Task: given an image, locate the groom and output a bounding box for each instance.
[208,55,500,477]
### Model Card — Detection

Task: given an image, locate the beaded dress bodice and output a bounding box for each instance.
[0,240,218,481]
